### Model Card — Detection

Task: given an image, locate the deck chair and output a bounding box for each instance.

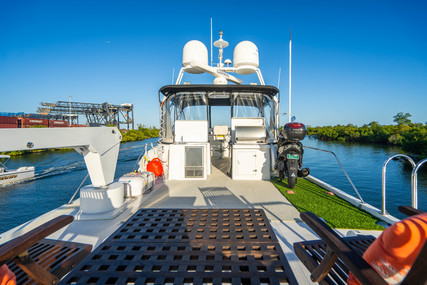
[293,206,426,285]
[0,215,92,285]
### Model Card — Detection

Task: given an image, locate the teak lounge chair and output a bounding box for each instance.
[0,215,92,285]
[294,206,426,285]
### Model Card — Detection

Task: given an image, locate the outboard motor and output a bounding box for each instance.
[276,118,310,188]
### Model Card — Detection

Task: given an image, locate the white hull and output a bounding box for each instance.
[0,166,35,185]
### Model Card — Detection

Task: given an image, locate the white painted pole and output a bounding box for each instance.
[288,28,292,123]
[277,67,281,89]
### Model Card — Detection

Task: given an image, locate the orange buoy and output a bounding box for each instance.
[146,158,163,177]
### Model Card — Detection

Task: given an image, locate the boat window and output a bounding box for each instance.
[232,92,263,118]
[160,95,176,142]
[210,105,231,127]
[175,92,208,120]
[263,96,275,141]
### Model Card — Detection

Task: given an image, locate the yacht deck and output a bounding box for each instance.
[1,164,384,284]
[141,161,300,222]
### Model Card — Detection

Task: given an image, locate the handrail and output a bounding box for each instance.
[67,172,89,204]
[381,154,416,215]
[133,143,148,172]
[411,158,427,209]
[303,146,364,203]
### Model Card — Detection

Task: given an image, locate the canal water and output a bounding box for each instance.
[303,137,427,219]
[0,137,425,233]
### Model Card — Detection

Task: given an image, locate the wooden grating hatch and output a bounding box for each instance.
[60,208,297,285]
[294,235,376,285]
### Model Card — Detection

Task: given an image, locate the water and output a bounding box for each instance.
[303,137,427,219]
[0,137,425,233]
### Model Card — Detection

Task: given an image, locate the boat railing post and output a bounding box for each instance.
[381,154,416,215]
[411,158,427,209]
[67,172,89,204]
[303,146,365,203]
[132,143,149,172]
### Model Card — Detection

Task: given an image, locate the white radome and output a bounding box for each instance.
[182,40,208,74]
[233,41,259,75]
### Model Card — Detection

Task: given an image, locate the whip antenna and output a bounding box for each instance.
[289,27,292,123]
[210,18,213,66]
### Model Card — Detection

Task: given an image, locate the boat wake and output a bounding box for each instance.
[35,161,86,180]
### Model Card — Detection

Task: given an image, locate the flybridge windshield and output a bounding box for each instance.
[160,88,279,143]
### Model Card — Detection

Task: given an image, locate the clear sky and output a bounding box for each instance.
[1,0,426,127]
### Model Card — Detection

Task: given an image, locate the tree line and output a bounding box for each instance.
[307,113,427,159]
[120,125,159,142]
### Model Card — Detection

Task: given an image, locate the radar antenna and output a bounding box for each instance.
[214,30,229,67]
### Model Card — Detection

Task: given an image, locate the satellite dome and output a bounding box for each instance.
[182,40,208,74]
[233,41,259,75]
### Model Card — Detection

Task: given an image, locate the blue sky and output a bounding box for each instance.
[0,0,426,127]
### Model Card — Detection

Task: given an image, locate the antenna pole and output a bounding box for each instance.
[210,18,213,66]
[288,27,292,123]
[277,67,281,89]
[172,68,175,84]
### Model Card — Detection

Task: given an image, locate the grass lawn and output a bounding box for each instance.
[272,177,384,230]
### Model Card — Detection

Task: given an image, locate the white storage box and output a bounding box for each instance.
[119,172,147,197]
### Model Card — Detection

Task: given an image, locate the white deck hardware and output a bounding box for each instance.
[80,182,124,214]
[119,172,147,197]
[0,127,121,187]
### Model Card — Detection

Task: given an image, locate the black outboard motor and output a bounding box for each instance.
[276,120,310,188]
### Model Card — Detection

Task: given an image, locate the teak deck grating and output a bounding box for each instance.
[60,209,297,285]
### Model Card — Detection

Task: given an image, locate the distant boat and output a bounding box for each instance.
[0,155,35,185]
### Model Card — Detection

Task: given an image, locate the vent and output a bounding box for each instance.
[185,146,204,178]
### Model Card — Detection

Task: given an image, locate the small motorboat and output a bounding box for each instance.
[0,155,35,185]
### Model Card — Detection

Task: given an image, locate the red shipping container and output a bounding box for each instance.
[0,116,17,125]
[0,123,16,128]
[21,118,49,127]
[49,120,69,127]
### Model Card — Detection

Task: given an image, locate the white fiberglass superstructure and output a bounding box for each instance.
[141,32,280,182]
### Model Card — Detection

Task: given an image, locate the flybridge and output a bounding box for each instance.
[175,31,265,85]
[157,31,280,182]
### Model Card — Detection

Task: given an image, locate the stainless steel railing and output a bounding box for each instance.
[411,158,427,209]
[303,146,365,203]
[382,155,426,215]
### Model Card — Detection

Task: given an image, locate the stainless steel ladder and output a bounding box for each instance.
[382,154,427,215]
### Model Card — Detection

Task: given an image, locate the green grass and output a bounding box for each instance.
[272,178,384,230]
